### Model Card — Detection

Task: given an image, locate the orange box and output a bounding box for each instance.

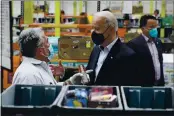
[117,28,127,38]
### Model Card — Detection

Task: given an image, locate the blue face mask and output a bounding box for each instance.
[48,44,54,60]
[149,28,158,38]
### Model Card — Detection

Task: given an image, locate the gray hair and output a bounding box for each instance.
[19,28,45,47]
[18,28,45,57]
[94,11,118,31]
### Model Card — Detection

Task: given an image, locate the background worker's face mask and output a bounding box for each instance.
[37,36,50,57]
[144,27,158,39]
[36,45,51,62]
[91,26,110,45]
[48,44,54,60]
[149,28,158,38]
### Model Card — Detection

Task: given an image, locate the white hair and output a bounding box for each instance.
[94,11,118,31]
[18,27,45,48]
[18,27,46,57]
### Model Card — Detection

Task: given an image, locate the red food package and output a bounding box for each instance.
[89,87,114,101]
[91,87,113,95]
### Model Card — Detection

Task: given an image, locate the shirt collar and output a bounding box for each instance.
[153,14,160,19]
[142,34,153,43]
[22,56,43,65]
[99,37,118,52]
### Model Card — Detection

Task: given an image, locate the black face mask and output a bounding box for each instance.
[91,26,110,45]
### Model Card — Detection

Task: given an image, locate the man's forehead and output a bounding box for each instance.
[92,16,106,26]
[147,19,157,25]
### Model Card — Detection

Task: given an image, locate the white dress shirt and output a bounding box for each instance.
[12,56,63,85]
[142,34,161,80]
[153,14,160,19]
[95,38,118,82]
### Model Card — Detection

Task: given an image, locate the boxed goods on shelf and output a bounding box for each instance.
[58,36,94,60]
[56,85,123,115]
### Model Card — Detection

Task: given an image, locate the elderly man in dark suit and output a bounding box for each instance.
[86,11,138,86]
[127,15,164,86]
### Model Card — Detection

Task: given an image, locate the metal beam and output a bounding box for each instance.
[55,1,60,36]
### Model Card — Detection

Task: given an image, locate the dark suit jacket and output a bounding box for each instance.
[86,39,139,86]
[127,35,164,86]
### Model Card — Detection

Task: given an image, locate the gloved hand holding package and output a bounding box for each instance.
[64,69,93,85]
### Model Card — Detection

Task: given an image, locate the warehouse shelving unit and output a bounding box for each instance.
[2,0,174,90]
[1,1,174,115]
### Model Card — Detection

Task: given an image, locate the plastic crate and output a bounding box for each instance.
[56,85,123,115]
[121,86,174,113]
[1,84,63,114]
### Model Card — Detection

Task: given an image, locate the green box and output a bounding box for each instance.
[2,85,63,114]
[121,86,174,111]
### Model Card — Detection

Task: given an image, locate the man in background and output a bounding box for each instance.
[127,15,164,86]
[60,10,66,23]
[153,9,160,19]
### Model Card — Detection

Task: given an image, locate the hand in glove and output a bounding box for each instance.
[65,70,93,85]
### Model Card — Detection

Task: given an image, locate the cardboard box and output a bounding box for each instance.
[58,36,94,60]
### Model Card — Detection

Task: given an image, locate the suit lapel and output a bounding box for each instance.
[104,39,121,62]
[96,39,121,81]
[154,39,162,53]
[89,46,101,84]
[93,46,101,69]
[154,39,163,62]
[138,35,153,58]
[138,35,156,79]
